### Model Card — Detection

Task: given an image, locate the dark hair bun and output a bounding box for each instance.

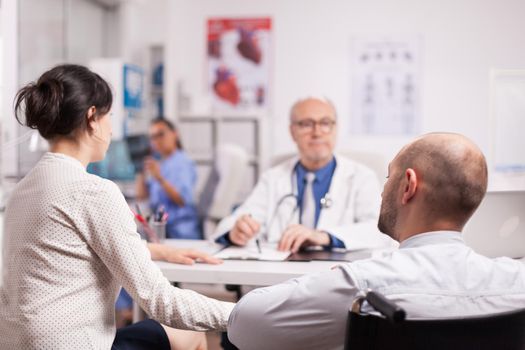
[18,79,64,139]
[14,64,112,140]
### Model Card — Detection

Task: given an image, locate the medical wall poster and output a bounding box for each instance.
[350,37,421,135]
[491,70,525,173]
[207,17,272,112]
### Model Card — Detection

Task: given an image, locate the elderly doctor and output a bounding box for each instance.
[213,97,390,252]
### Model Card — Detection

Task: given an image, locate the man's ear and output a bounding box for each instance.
[401,168,418,205]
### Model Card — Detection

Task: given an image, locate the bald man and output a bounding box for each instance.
[228,133,525,350]
[212,97,390,252]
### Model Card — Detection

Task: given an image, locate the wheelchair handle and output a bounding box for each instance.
[366,291,406,323]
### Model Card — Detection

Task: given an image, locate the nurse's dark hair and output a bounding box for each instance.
[151,117,183,150]
[14,64,113,140]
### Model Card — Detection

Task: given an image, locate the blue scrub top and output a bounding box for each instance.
[147,150,201,239]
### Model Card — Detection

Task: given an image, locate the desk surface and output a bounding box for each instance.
[157,239,345,286]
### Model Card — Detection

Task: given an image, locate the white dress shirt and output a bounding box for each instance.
[0,153,234,349]
[228,231,525,350]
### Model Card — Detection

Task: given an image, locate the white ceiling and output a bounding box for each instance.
[89,0,147,7]
[88,0,123,9]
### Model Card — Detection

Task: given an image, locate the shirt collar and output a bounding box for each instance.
[296,156,336,183]
[162,150,180,163]
[399,231,464,249]
[44,152,85,170]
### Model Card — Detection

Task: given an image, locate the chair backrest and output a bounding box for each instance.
[197,143,250,238]
[338,150,386,182]
[270,150,386,182]
[345,291,525,350]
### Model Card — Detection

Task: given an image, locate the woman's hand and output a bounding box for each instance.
[147,243,223,265]
[144,157,162,181]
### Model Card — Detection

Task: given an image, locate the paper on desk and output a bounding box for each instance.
[214,244,291,261]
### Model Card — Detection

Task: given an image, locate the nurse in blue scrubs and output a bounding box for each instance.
[136,118,201,239]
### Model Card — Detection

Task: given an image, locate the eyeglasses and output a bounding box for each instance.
[149,131,166,140]
[292,118,336,134]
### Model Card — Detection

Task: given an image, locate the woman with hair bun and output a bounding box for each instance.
[0,64,233,350]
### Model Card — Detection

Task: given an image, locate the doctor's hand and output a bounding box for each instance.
[278,224,331,253]
[229,214,261,246]
[147,243,223,265]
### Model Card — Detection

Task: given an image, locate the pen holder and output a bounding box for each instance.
[151,221,167,242]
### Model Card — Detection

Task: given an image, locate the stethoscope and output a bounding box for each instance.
[282,168,334,208]
[287,165,334,210]
[320,193,333,209]
[264,167,334,240]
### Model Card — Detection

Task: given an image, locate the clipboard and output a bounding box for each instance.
[287,247,372,262]
[214,244,291,261]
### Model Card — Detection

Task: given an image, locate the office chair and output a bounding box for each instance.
[346,290,525,350]
[271,150,386,182]
[197,143,249,239]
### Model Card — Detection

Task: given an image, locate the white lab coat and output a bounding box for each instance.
[212,154,392,249]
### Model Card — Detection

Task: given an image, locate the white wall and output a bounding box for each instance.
[17,0,108,83]
[67,0,106,63]
[1,0,19,178]
[0,1,7,280]
[165,0,525,174]
[117,0,168,67]
[107,0,169,130]
[14,0,112,175]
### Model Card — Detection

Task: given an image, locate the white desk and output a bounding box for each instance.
[133,239,345,321]
[156,239,338,286]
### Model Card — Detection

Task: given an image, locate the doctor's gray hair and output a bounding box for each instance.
[289,96,338,122]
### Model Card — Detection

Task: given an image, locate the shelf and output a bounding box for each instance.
[179,115,262,200]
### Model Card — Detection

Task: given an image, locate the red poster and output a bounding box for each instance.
[207,17,272,111]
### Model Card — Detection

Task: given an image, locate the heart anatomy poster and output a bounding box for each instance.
[207,17,272,112]
[350,36,421,135]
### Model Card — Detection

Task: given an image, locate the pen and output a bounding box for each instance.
[247,213,262,254]
[156,206,165,222]
[132,209,159,243]
[135,203,143,217]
